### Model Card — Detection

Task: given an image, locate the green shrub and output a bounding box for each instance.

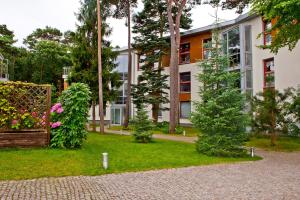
[175,126,184,134]
[50,83,91,149]
[196,135,247,157]
[131,107,153,143]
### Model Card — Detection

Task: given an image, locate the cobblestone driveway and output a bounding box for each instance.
[1,150,300,200]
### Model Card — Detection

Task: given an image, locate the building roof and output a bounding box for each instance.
[181,12,257,37]
[116,12,257,52]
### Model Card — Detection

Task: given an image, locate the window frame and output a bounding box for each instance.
[203,38,212,60]
[180,101,191,119]
[180,72,191,93]
[263,19,272,46]
[179,42,191,65]
[263,58,275,89]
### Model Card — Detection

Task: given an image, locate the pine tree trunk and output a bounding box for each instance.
[124,1,132,128]
[92,100,96,132]
[152,103,159,124]
[270,110,276,146]
[97,0,105,134]
[166,0,185,134]
[169,45,179,133]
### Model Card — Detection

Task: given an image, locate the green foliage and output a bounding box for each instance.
[50,83,91,149]
[23,26,63,49]
[30,40,72,89]
[289,88,300,136]
[252,0,300,53]
[131,107,153,143]
[175,126,185,135]
[191,30,248,157]
[251,88,293,137]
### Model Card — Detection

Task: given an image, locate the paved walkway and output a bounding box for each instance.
[89,126,197,143]
[1,150,300,200]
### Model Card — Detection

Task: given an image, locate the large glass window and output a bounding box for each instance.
[179,43,190,64]
[180,72,191,93]
[180,101,191,119]
[114,54,129,105]
[223,27,241,68]
[244,25,253,93]
[264,58,275,88]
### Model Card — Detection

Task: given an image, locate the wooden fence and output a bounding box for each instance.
[0,82,51,147]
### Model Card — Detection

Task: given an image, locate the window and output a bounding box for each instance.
[180,72,191,93]
[264,58,275,88]
[222,27,241,68]
[203,38,212,59]
[179,43,190,64]
[244,25,253,94]
[180,101,191,119]
[263,20,272,46]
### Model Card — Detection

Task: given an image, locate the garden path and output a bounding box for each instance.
[88,126,197,143]
[1,150,300,199]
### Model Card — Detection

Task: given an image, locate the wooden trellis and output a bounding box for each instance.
[0,82,51,147]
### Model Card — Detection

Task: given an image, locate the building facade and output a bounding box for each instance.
[90,13,300,126]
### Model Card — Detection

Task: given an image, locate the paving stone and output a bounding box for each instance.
[0,150,300,200]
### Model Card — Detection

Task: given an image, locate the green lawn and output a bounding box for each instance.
[0,133,258,180]
[108,125,199,137]
[246,136,300,152]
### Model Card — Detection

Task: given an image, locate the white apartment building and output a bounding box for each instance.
[90,13,300,126]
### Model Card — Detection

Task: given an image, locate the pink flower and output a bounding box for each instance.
[31,112,38,117]
[51,103,62,113]
[56,108,64,114]
[51,121,62,129]
[12,119,19,125]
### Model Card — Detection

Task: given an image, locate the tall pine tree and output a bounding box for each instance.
[131,0,192,123]
[69,0,121,131]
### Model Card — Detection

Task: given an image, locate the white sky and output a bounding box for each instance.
[0,0,242,48]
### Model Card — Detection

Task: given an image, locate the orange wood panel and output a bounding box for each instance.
[161,31,212,67]
[179,93,191,101]
[181,32,211,63]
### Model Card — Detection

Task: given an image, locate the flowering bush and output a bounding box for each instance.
[50,83,91,149]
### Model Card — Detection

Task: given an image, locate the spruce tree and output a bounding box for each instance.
[191,29,249,157]
[131,0,192,123]
[131,106,153,143]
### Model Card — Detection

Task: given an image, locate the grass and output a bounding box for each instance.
[0,133,258,181]
[108,125,199,137]
[246,136,300,152]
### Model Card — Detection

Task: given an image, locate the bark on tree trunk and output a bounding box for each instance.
[152,103,159,124]
[124,1,132,128]
[97,0,105,134]
[92,100,96,132]
[270,110,276,146]
[166,0,186,134]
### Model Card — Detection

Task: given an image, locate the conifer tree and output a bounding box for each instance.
[69,0,121,131]
[191,27,248,157]
[131,0,192,123]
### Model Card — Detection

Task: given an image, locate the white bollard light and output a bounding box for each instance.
[250,147,255,157]
[102,152,108,170]
[183,130,186,137]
